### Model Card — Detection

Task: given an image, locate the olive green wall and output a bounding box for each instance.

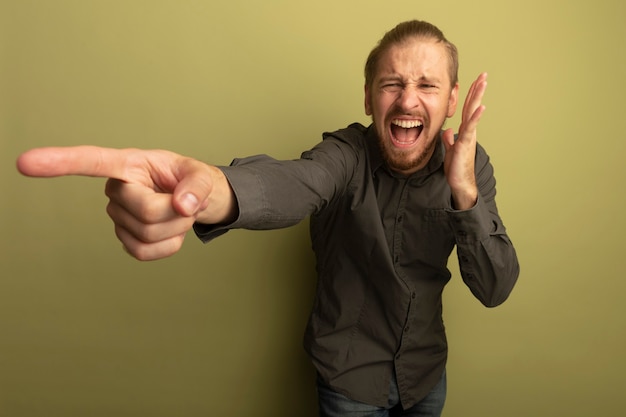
[2,0,625,416]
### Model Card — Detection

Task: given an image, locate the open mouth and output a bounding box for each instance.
[390,119,423,147]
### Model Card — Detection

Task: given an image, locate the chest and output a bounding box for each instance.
[374,170,455,263]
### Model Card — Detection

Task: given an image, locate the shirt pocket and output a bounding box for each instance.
[402,208,455,270]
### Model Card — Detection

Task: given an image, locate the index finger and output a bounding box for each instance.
[17,146,129,179]
[462,72,488,121]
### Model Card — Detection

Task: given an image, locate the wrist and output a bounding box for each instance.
[196,166,238,225]
[451,186,478,210]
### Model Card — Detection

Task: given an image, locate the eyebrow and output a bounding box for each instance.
[377,74,442,85]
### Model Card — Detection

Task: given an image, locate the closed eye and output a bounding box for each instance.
[382,83,403,93]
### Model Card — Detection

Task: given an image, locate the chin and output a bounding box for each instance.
[380,139,435,175]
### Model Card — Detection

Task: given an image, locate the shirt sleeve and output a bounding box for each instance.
[446,144,520,307]
[193,136,360,243]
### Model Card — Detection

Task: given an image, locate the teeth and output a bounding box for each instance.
[392,119,423,129]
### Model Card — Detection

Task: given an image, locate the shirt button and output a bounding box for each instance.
[461,255,469,263]
[458,231,467,238]
[411,292,416,299]
[397,216,403,223]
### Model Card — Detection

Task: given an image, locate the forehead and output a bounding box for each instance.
[376,37,450,83]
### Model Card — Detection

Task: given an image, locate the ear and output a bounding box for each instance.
[447,83,459,118]
[364,84,372,116]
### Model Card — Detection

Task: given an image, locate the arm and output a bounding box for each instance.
[442,72,487,210]
[448,145,519,307]
[17,146,237,260]
[441,73,519,305]
[194,135,359,242]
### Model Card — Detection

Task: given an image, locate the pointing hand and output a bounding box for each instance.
[17,146,236,260]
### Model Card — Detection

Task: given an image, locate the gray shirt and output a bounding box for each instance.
[194,123,519,409]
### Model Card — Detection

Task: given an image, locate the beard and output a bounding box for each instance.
[377,132,438,175]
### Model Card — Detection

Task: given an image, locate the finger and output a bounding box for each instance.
[440,128,456,151]
[466,100,487,130]
[458,105,486,145]
[462,73,482,112]
[114,225,187,261]
[467,72,488,97]
[17,146,130,179]
[105,179,179,223]
[106,199,196,243]
[463,73,488,122]
[171,159,217,216]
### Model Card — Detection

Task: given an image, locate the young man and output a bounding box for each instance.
[18,20,519,417]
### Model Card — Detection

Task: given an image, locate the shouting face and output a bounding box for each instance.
[365,37,459,175]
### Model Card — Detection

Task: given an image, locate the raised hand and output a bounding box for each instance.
[17,146,236,260]
[441,72,488,210]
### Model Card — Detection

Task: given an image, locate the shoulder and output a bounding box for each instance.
[322,123,368,146]
[302,123,370,161]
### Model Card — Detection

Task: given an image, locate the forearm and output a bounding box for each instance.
[450,183,478,210]
[193,154,341,242]
[456,236,519,307]
[450,198,519,307]
[220,156,335,229]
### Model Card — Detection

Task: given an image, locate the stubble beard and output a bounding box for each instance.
[378,132,437,175]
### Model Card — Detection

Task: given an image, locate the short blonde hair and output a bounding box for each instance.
[364,20,459,89]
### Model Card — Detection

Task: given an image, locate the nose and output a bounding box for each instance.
[398,85,420,112]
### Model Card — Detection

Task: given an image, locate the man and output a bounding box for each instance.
[18,20,519,417]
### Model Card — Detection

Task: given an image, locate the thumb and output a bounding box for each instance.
[171,158,214,217]
[176,192,203,217]
[441,128,455,152]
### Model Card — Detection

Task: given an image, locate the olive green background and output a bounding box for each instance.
[2,1,625,416]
